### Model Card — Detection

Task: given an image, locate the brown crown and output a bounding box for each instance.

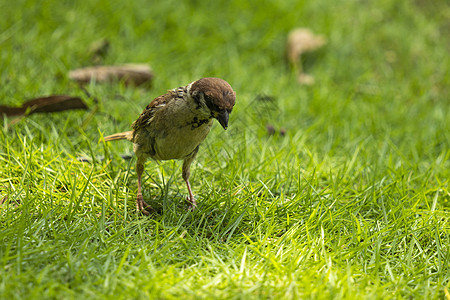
[191,78,236,111]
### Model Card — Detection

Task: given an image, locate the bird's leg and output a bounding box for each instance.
[182,147,199,210]
[136,160,153,215]
[184,177,196,209]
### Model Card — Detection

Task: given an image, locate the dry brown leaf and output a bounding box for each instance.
[287,28,326,86]
[287,28,326,65]
[69,64,154,86]
[0,95,88,117]
[297,73,316,85]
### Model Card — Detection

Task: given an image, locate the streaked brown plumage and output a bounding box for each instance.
[104,78,236,215]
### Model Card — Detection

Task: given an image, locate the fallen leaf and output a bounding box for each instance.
[297,73,315,85]
[69,64,154,86]
[287,28,326,65]
[287,28,326,85]
[0,95,88,117]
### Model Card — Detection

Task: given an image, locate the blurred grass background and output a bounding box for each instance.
[1,0,449,299]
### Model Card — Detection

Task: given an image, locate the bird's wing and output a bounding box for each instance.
[131,90,176,132]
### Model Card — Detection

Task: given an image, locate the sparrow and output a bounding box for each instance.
[103,77,236,215]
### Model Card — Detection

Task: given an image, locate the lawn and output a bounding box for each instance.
[1,0,449,299]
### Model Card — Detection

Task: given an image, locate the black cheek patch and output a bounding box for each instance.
[193,93,203,109]
[205,96,220,112]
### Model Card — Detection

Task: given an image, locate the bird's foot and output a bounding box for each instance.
[186,196,197,211]
[136,193,154,215]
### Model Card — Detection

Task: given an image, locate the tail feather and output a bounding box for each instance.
[103,131,133,142]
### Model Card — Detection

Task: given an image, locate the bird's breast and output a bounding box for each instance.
[133,95,214,161]
[153,118,213,160]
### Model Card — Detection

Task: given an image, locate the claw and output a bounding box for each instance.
[186,196,197,211]
[136,193,153,215]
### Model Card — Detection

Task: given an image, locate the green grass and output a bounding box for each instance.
[1,0,449,299]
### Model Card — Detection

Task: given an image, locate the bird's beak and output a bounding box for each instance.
[216,110,229,130]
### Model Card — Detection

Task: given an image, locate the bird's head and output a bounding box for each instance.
[190,77,236,130]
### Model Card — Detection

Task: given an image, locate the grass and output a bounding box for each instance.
[1,0,449,298]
